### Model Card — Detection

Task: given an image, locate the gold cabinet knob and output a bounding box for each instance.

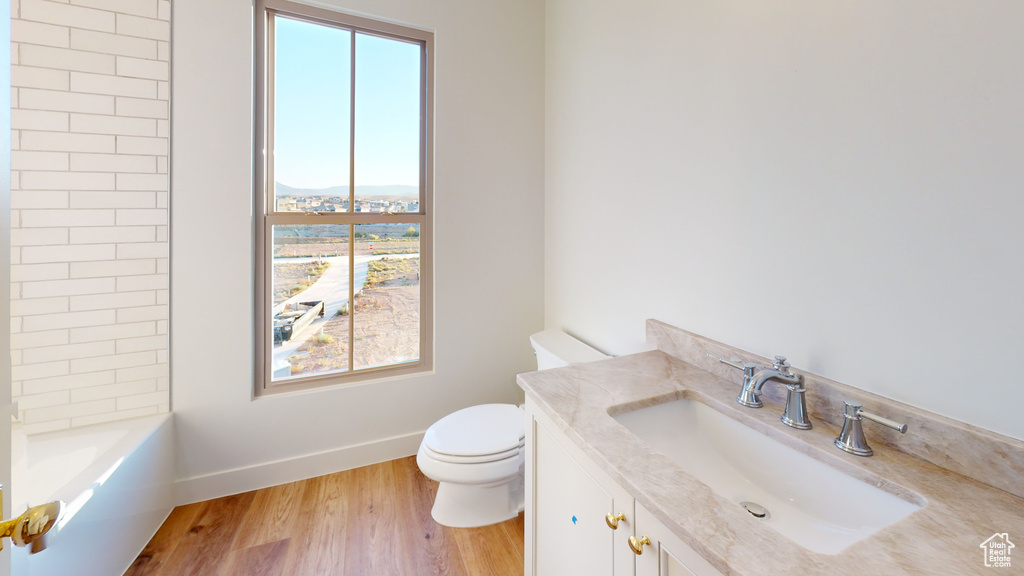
[629,535,651,555]
[605,512,626,530]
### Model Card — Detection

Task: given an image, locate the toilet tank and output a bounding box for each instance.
[530,329,609,370]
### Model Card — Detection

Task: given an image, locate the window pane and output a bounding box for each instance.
[272,224,351,380]
[354,33,420,204]
[273,16,351,213]
[352,223,420,370]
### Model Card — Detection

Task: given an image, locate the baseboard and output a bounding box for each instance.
[174,430,425,505]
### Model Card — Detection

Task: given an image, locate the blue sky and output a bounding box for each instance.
[274,16,420,190]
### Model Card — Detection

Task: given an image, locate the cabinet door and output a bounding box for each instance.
[530,415,634,576]
[633,503,724,576]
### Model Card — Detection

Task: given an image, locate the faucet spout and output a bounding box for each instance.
[733,356,813,430]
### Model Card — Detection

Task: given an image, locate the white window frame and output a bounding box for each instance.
[254,0,434,395]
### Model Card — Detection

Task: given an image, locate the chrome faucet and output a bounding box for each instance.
[834,400,908,457]
[710,354,813,430]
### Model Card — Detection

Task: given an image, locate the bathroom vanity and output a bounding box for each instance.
[518,320,1024,576]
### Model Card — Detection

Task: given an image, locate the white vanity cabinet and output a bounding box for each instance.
[525,402,724,576]
[526,405,636,576]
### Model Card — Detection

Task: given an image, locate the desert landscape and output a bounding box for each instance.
[272,223,421,377]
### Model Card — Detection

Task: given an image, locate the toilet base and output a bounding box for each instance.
[430,473,524,528]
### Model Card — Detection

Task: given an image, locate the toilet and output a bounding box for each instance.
[416,329,608,528]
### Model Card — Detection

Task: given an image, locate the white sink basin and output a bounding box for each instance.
[613,397,923,554]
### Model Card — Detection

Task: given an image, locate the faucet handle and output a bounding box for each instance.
[772,355,791,373]
[835,400,908,456]
[706,353,757,376]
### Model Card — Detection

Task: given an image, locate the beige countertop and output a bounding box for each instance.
[518,348,1024,575]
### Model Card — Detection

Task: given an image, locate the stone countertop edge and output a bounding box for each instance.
[517,349,1024,576]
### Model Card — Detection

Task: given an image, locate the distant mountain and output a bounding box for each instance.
[275,183,418,198]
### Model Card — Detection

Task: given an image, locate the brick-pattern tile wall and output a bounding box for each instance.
[11,0,170,434]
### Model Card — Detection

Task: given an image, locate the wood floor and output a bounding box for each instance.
[125,456,525,576]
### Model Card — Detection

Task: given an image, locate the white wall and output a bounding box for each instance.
[172,0,544,498]
[545,0,1024,440]
[10,0,170,434]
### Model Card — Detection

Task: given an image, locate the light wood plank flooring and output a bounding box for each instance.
[125,456,524,576]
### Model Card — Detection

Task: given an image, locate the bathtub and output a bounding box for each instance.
[11,413,175,576]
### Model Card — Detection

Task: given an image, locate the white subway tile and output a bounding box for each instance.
[115,135,165,155]
[116,304,166,323]
[70,28,157,59]
[156,118,167,138]
[70,0,157,19]
[115,208,165,225]
[70,258,155,278]
[116,334,166,353]
[23,308,115,332]
[115,13,168,41]
[70,71,157,99]
[11,296,70,316]
[156,349,167,364]
[70,152,155,173]
[12,109,69,132]
[22,340,115,364]
[157,80,167,100]
[72,404,157,427]
[115,362,166,382]
[11,316,23,333]
[156,257,167,274]
[12,149,69,170]
[11,329,70,350]
[156,156,166,174]
[11,262,69,282]
[12,65,69,90]
[69,320,155,343]
[11,227,69,246]
[70,113,156,136]
[116,242,166,259]
[21,243,114,263]
[70,225,154,244]
[155,225,166,242]
[157,0,169,21]
[21,208,115,227]
[116,173,165,191]
[20,44,115,74]
[114,96,166,119]
[21,129,115,152]
[21,170,115,190]
[155,289,167,305]
[20,0,116,32]
[157,40,168,62]
[71,350,154,373]
[20,88,115,116]
[116,390,166,411]
[22,276,116,298]
[23,398,116,424]
[12,19,70,48]
[70,190,156,209]
[11,190,70,209]
[116,273,165,291]
[17,389,70,410]
[155,319,166,334]
[22,419,71,435]
[155,191,167,208]
[70,378,155,403]
[12,41,20,66]
[12,360,69,381]
[115,55,167,80]
[22,370,115,394]
[156,376,167,391]
[70,289,156,311]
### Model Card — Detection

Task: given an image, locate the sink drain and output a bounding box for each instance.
[740,501,770,520]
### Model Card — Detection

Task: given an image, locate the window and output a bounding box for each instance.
[255,0,433,394]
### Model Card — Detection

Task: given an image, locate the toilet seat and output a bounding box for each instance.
[421,442,522,465]
[423,404,524,458]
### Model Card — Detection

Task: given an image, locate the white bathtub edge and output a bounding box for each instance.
[175,430,424,505]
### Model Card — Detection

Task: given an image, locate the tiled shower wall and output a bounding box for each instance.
[11,0,170,434]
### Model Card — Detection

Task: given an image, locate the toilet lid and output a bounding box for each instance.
[424,404,525,457]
